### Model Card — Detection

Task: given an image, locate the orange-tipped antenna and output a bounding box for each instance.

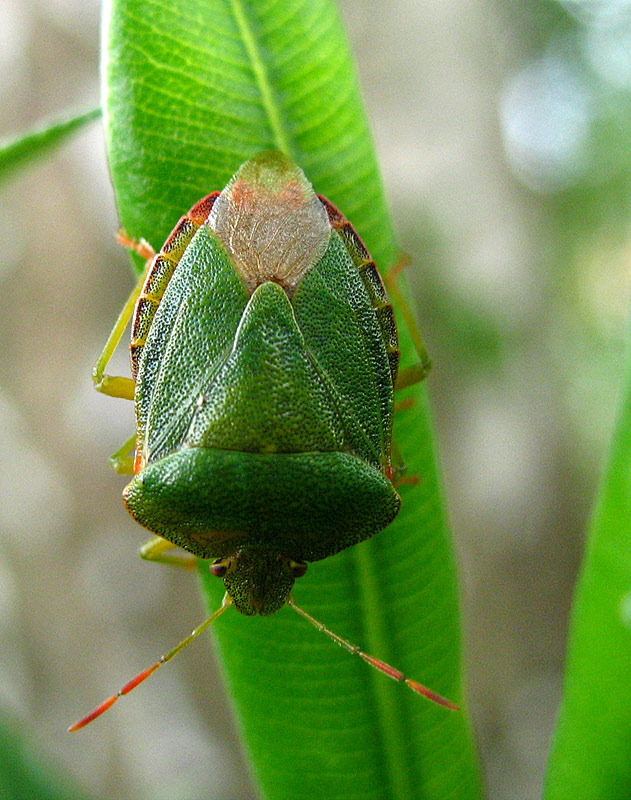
[68,594,232,732]
[287,596,459,711]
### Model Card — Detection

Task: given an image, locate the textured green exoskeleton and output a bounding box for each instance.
[125,151,401,614]
[70,152,452,732]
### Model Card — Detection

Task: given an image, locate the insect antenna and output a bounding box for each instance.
[286,596,459,710]
[68,594,233,732]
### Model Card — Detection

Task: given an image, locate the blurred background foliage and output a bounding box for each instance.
[1,0,631,798]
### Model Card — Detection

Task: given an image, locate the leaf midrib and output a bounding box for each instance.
[228,0,293,158]
[219,5,418,798]
[355,545,416,799]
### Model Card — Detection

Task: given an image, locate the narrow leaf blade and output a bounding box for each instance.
[0,109,101,182]
[544,316,631,800]
[105,2,481,798]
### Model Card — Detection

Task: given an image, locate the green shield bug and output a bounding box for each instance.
[69,151,456,731]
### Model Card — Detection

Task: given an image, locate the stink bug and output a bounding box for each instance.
[69,151,454,731]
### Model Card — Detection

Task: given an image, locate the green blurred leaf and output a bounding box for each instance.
[0,712,92,800]
[543,310,631,800]
[0,109,101,182]
[105,1,480,798]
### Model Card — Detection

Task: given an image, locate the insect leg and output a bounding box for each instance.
[108,432,137,474]
[92,236,155,400]
[395,362,431,391]
[139,536,198,570]
[385,255,431,391]
[394,397,415,413]
[389,438,419,487]
[115,231,155,261]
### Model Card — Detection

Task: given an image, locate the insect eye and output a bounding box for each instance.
[210,559,230,578]
[289,560,308,579]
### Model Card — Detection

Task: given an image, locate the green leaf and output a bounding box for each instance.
[105,2,481,798]
[543,313,631,799]
[0,109,101,183]
[0,712,92,800]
